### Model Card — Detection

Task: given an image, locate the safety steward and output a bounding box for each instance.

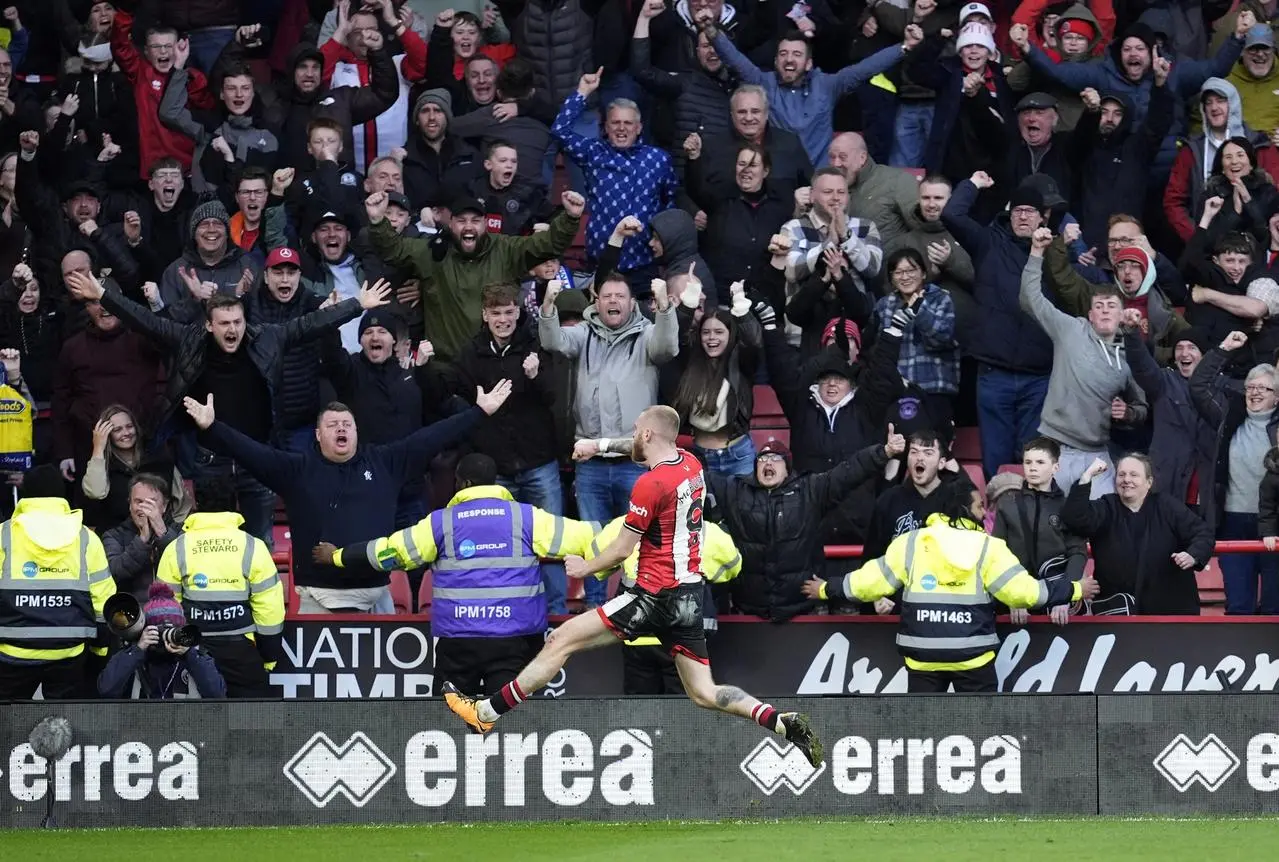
[804,481,1099,693]
[0,465,113,699]
[157,475,285,698]
[587,517,741,695]
[316,453,595,696]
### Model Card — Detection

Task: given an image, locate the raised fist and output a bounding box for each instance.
[522,352,540,378]
[683,132,702,160]
[1220,330,1248,351]
[1009,23,1030,50]
[969,171,994,190]
[272,167,295,196]
[436,8,456,28]
[1031,226,1054,250]
[365,191,389,224]
[18,130,37,154]
[561,190,586,218]
[1080,88,1101,112]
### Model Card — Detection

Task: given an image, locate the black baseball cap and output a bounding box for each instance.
[387,191,412,212]
[451,195,486,217]
[1016,92,1059,111]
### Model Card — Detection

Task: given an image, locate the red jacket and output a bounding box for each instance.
[1164,138,1279,242]
[1009,0,1115,59]
[319,30,429,86]
[111,10,215,179]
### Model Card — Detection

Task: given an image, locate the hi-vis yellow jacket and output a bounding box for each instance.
[0,498,112,661]
[157,512,285,662]
[587,517,741,647]
[332,485,597,573]
[825,514,1082,672]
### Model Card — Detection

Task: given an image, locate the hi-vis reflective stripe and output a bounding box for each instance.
[875,557,902,592]
[436,503,539,571]
[896,633,1000,650]
[546,516,565,556]
[174,532,252,601]
[201,625,257,637]
[432,585,545,599]
[707,553,740,583]
[373,525,428,570]
[986,563,1026,596]
[250,574,280,594]
[900,533,994,605]
[0,625,96,638]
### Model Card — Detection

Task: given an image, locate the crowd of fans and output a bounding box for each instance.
[2,0,1278,629]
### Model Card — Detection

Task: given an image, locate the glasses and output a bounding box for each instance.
[757,453,785,463]
[1245,384,1276,394]
[237,189,268,198]
[893,267,922,278]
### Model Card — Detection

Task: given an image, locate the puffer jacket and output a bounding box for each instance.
[465,174,553,237]
[538,301,680,440]
[712,443,890,622]
[503,0,595,105]
[651,209,719,306]
[630,36,737,149]
[241,281,335,434]
[941,179,1052,374]
[1228,53,1279,135]
[401,131,482,210]
[445,323,560,474]
[97,288,365,435]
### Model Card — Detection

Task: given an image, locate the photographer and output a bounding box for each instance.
[98,582,226,699]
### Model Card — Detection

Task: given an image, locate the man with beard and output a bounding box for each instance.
[110,11,214,177]
[299,207,390,354]
[402,88,481,210]
[156,200,260,324]
[124,158,195,283]
[242,247,336,453]
[885,175,976,332]
[365,188,583,361]
[1016,15,1254,173]
[1020,227,1147,495]
[182,375,512,615]
[1229,25,1279,133]
[704,19,922,165]
[52,292,166,487]
[159,58,279,195]
[15,130,141,296]
[695,85,811,203]
[631,0,737,152]
[268,43,398,167]
[1072,61,1174,249]
[321,3,428,171]
[552,68,678,283]
[465,141,551,236]
[66,269,392,545]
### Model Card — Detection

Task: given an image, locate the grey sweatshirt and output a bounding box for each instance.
[1226,410,1270,513]
[1019,255,1148,450]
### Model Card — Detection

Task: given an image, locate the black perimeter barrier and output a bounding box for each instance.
[3,695,1279,826]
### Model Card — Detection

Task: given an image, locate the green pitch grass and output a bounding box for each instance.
[3,818,1278,861]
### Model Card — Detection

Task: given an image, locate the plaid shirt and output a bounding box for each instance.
[781,210,882,290]
[872,284,960,395]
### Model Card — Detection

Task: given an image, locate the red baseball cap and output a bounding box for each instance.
[265,247,301,269]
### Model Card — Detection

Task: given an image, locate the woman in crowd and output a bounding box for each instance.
[872,247,960,429]
[672,280,761,478]
[0,262,61,405]
[1197,137,1279,248]
[1062,454,1213,615]
[81,404,191,531]
[1190,330,1279,614]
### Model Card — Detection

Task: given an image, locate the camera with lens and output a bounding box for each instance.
[103,593,201,649]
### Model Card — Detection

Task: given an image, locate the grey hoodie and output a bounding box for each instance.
[1019,255,1148,450]
[650,209,721,306]
[538,302,680,440]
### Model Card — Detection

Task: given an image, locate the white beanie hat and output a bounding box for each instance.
[955,22,997,53]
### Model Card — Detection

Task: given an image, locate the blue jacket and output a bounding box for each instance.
[1024,30,1243,172]
[711,33,907,165]
[940,180,1052,374]
[97,644,227,699]
[204,409,482,589]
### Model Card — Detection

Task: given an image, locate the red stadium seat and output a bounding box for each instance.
[389,571,412,614]
[961,462,984,489]
[750,428,789,452]
[677,434,695,449]
[952,426,981,462]
[904,168,925,180]
[997,464,1024,475]
[752,385,785,421]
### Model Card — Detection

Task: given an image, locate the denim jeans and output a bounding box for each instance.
[889,102,935,169]
[1056,446,1114,499]
[572,457,646,605]
[187,27,237,76]
[196,450,276,550]
[692,435,757,479]
[543,109,598,195]
[976,366,1050,481]
[498,460,569,615]
[1219,511,1279,615]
